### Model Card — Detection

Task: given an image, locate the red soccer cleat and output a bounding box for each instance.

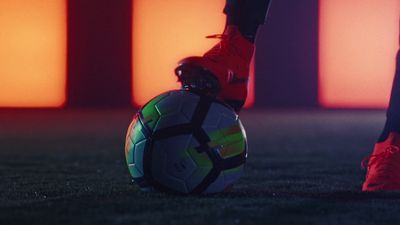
[175,25,255,112]
[362,132,400,192]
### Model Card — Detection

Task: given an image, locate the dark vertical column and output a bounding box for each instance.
[67,0,132,108]
[255,0,319,107]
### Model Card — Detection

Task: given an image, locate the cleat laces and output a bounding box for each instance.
[204,33,244,63]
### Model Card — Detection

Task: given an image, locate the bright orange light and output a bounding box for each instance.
[319,0,400,108]
[132,0,255,108]
[0,0,67,108]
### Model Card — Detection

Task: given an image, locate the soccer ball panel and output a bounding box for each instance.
[185,166,213,191]
[202,102,238,134]
[165,135,198,181]
[152,135,197,193]
[140,92,170,131]
[130,118,147,143]
[185,143,214,191]
[216,140,246,159]
[152,151,189,193]
[155,91,199,118]
[126,139,147,179]
[202,104,245,160]
[187,148,213,168]
[125,138,134,164]
[134,139,147,175]
[201,104,223,130]
[128,163,144,179]
[125,115,138,161]
[125,115,148,179]
[180,96,199,121]
[212,124,246,159]
[154,113,190,131]
[153,91,199,130]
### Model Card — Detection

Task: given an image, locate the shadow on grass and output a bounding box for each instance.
[128,186,400,201]
[207,190,400,201]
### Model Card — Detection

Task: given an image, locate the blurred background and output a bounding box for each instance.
[0,0,399,109]
[2,1,400,223]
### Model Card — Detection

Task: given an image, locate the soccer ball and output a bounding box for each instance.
[124,90,247,194]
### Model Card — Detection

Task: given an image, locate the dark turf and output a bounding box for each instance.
[2,109,400,225]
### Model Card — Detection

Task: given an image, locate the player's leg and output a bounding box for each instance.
[175,0,271,112]
[362,49,400,191]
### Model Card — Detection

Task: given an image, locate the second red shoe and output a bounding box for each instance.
[362,132,400,192]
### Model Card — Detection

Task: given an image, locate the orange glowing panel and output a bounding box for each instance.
[0,0,66,108]
[319,0,400,108]
[132,0,255,107]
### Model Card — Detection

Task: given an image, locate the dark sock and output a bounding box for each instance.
[223,0,271,43]
[378,50,400,142]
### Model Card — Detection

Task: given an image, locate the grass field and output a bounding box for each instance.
[2,109,400,225]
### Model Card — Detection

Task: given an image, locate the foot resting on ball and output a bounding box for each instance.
[175,25,255,112]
